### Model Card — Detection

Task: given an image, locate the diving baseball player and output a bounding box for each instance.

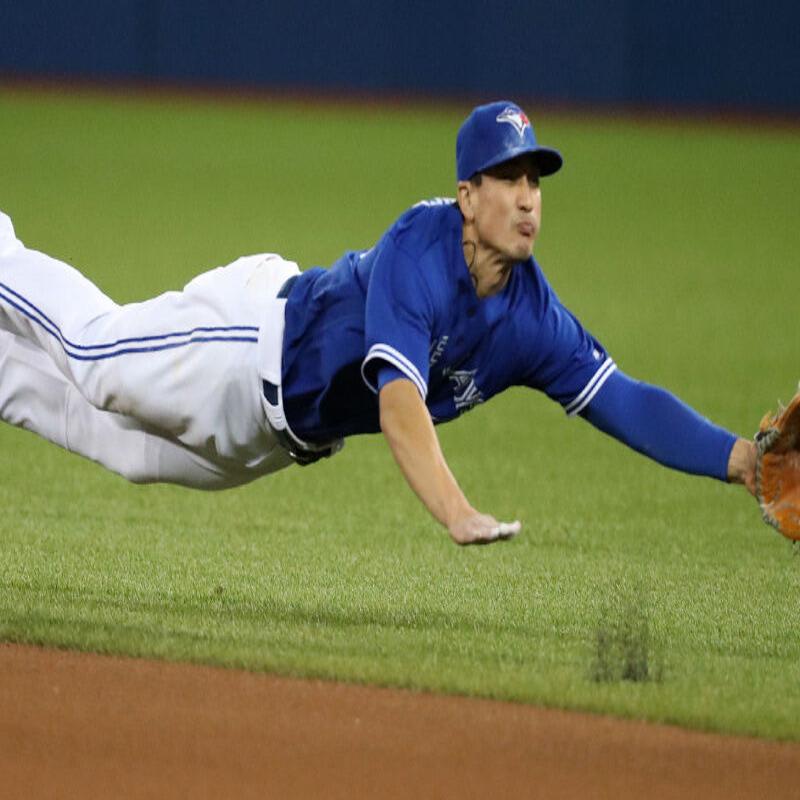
[0,101,757,545]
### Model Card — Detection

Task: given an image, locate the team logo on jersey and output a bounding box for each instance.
[429,335,449,367]
[444,368,484,412]
[496,106,530,138]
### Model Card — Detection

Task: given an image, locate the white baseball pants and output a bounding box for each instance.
[0,211,299,489]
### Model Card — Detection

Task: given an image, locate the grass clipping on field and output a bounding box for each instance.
[590,583,664,684]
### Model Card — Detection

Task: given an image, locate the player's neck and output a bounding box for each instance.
[461,237,515,299]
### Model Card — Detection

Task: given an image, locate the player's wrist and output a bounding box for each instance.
[727,438,756,495]
[442,497,478,529]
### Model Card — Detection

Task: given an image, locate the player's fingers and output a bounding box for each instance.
[463,518,521,545]
[492,520,521,539]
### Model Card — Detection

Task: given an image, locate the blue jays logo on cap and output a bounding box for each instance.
[495,106,531,138]
[456,100,563,182]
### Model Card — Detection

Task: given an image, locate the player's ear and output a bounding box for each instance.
[457,181,475,222]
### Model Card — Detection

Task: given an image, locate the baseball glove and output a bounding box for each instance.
[755,390,800,541]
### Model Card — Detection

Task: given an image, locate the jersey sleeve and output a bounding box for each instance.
[360,236,436,399]
[523,288,616,416]
[581,369,736,481]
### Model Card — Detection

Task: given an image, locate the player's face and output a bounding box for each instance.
[470,155,542,263]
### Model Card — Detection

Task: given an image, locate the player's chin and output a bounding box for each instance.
[507,236,534,261]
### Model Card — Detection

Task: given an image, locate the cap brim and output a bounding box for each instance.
[478,145,563,179]
[533,147,563,177]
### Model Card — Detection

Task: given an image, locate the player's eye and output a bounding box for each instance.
[499,169,523,182]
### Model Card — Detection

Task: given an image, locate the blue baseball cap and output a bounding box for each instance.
[456,101,563,181]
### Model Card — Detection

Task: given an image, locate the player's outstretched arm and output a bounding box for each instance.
[583,369,756,491]
[378,378,520,545]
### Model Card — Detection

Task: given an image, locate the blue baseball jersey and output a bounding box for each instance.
[280,199,615,442]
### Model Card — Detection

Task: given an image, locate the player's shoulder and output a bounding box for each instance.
[387,198,460,256]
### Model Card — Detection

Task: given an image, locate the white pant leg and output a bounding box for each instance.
[0,211,298,486]
[0,330,290,489]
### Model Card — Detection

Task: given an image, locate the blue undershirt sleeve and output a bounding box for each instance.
[581,369,737,482]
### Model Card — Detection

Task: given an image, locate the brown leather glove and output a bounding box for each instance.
[755,391,800,541]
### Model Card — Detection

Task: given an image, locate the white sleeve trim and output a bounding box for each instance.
[564,358,617,417]
[361,343,428,399]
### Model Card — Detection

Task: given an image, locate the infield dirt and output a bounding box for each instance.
[1,643,799,798]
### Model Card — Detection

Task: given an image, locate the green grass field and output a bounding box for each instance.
[1,86,799,740]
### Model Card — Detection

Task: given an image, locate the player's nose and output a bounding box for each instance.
[516,178,535,211]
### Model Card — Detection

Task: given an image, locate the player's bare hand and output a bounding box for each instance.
[448,512,521,546]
